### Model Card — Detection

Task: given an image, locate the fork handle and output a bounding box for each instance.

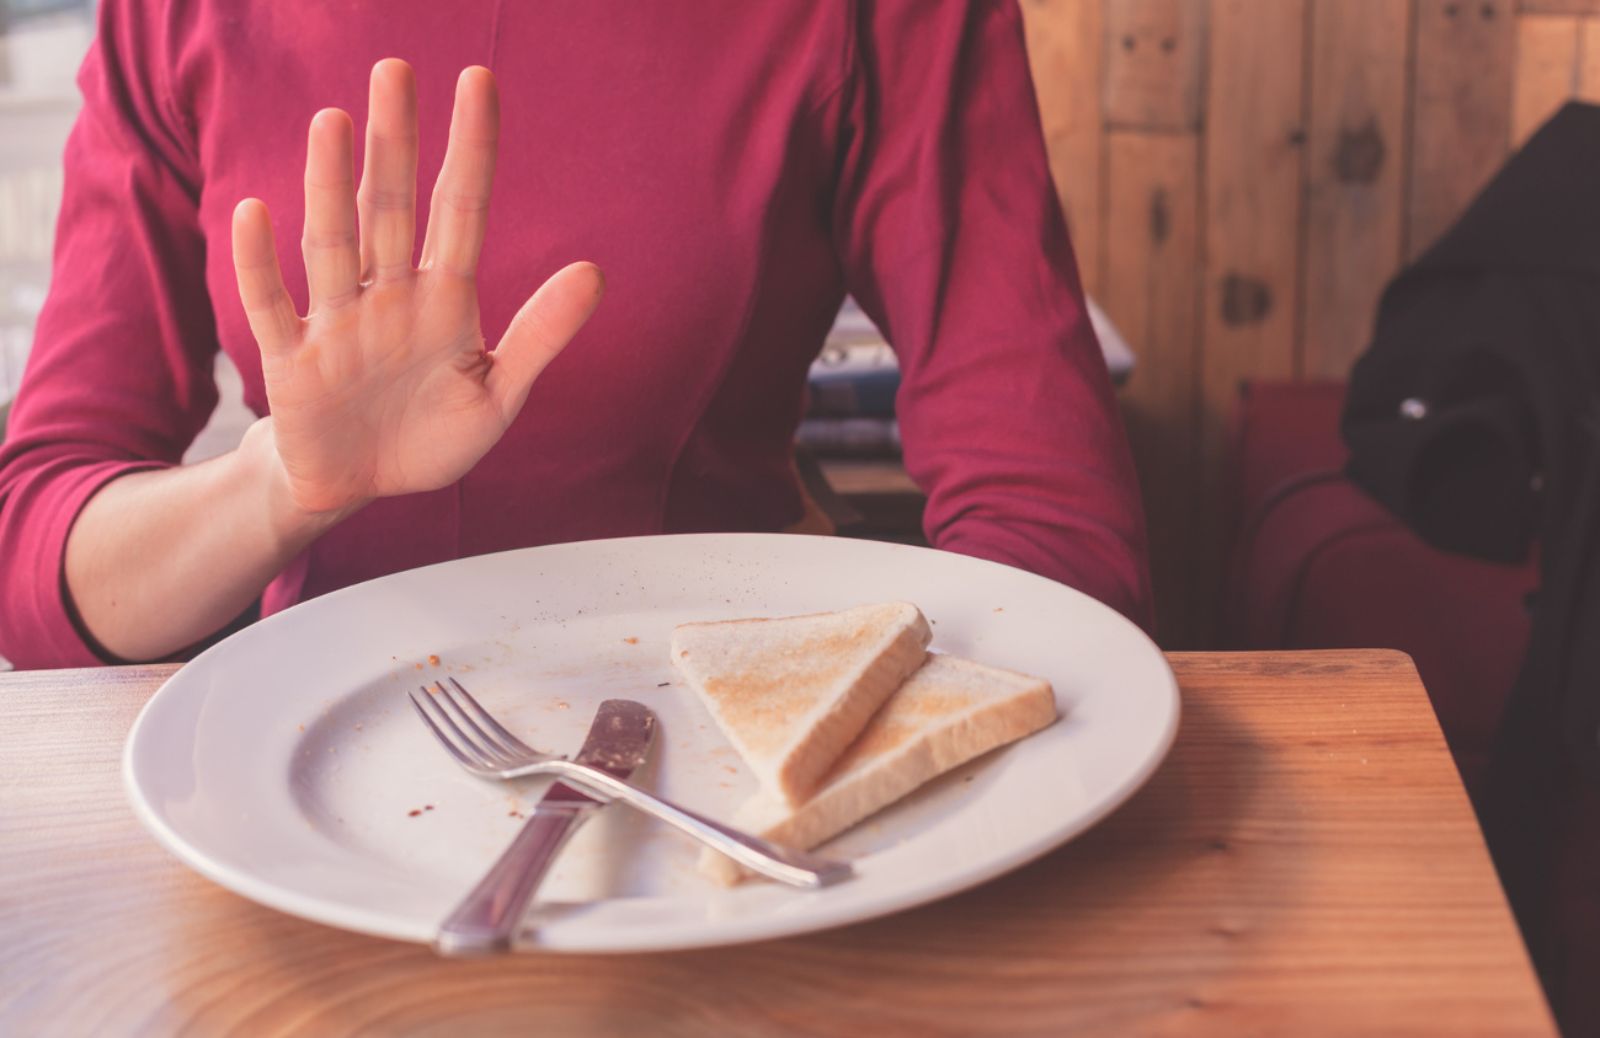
[541,759,853,889]
[434,801,588,957]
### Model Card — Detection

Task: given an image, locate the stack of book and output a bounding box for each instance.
[798,296,1135,460]
[798,298,901,459]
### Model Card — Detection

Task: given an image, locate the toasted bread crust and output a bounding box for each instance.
[672,602,931,806]
[701,653,1057,884]
[772,615,931,802]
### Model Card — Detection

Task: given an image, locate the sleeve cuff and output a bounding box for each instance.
[5,459,167,668]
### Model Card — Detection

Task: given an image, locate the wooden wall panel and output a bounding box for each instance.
[1016,0,1593,647]
[1104,0,1207,130]
[1408,0,1516,257]
[1197,0,1308,643]
[1104,133,1201,647]
[1581,19,1600,98]
[1511,15,1580,145]
[1301,0,1411,378]
[1203,0,1305,404]
[1519,0,1600,13]
[1201,0,1308,407]
[1020,0,1107,294]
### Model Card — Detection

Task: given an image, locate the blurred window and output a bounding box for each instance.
[0,0,93,403]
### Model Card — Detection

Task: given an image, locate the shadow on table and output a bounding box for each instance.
[161,696,1277,1035]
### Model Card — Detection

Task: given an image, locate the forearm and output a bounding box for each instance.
[63,417,355,661]
[41,61,591,666]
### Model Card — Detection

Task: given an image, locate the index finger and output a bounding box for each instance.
[231,198,300,354]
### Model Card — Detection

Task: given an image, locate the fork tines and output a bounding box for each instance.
[408,677,538,772]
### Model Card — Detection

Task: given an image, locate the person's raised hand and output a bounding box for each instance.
[230,59,603,518]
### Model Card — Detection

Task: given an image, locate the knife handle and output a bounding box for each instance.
[434,799,587,957]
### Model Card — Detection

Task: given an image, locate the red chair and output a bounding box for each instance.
[1222,380,1537,794]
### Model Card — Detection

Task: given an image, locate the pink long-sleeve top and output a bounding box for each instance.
[0,0,1151,668]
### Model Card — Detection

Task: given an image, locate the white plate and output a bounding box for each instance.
[124,534,1178,952]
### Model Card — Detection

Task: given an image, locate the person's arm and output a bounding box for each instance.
[831,0,1152,628]
[0,15,599,665]
[0,0,219,668]
[70,61,600,662]
[60,419,338,662]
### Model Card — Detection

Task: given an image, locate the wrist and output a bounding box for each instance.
[237,417,366,546]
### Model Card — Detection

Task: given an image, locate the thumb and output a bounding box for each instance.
[486,261,605,422]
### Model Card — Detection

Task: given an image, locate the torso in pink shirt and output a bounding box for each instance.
[0,0,1150,666]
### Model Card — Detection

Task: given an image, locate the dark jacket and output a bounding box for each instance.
[1343,101,1600,1008]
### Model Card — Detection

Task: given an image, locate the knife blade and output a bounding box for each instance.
[434,699,657,956]
[543,698,657,805]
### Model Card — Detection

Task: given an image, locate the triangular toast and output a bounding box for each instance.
[671,601,931,806]
[700,652,1057,884]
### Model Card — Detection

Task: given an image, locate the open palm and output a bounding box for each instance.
[230,60,603,516]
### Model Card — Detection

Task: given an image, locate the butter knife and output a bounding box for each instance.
[434,699,656,956]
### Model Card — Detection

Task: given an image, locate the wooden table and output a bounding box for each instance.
[1,651,1554,1036]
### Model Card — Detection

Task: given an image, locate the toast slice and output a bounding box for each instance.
[700,652,1057,884]
[671,601,931,806]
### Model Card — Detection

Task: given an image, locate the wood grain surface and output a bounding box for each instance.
[1019,0,1107,295]
[1511,14,1582,146]
[1103,0,1207,132]
[1520,0,1600,14]
[1582,17,1600,98]
[1301,0,1411,380]
[0,651,1553,1036]
[1408,0,1517,257]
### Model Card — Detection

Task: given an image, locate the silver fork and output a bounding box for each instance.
[408,678,852,889]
